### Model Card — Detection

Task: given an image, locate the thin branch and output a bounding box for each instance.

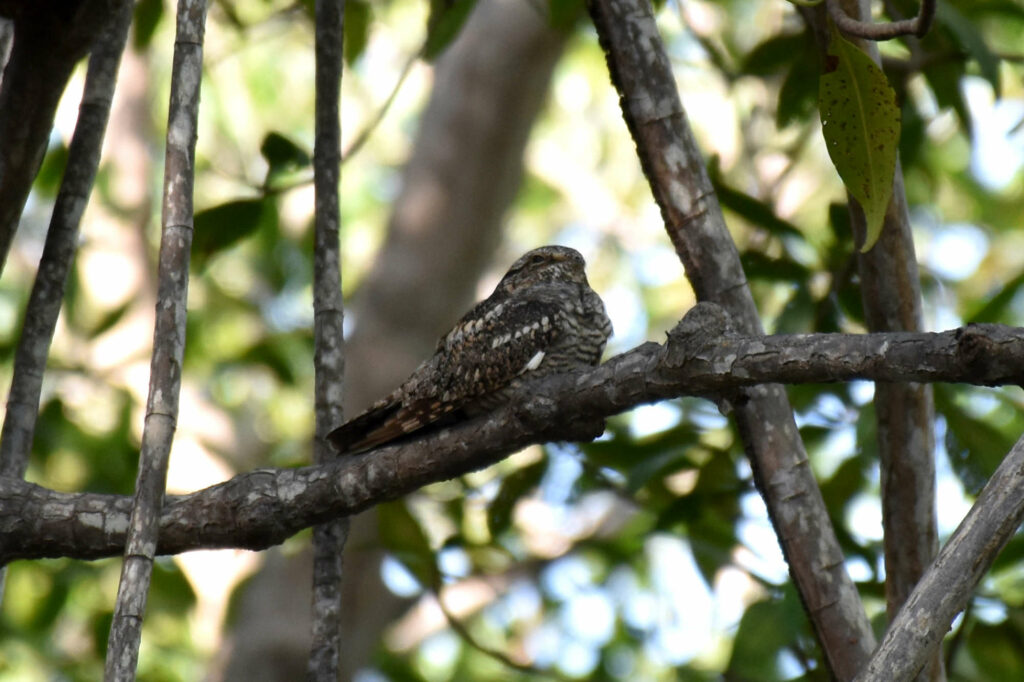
[805,4,942,674]
[434,588,557,677]
[586,0,875,675]
[4,309,1024,563]
[0,0,132,478]
[825,0,936,40]
[308,0,347,679]
[341,51,416,163]
[104,0,208,679]
[854,431,1024,681]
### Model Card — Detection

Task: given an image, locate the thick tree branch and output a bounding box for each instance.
[3,308,1023,563]
[854,431,1024,681]
[587,0,875,674]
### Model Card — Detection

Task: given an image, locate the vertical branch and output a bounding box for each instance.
[308,0,347,678]
[812,2,940,678]
[585,0,876,677]
[104,0,208,678]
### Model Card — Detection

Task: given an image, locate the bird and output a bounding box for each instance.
[328,245,613,454]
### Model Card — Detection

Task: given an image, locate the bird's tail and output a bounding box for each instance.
[326,397,461,455]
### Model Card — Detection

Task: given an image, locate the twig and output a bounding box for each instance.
[341,51,417,163]
[104,0,209,679]
[307,0,348,679]
[434,585,561,677]
[825,0,936,40]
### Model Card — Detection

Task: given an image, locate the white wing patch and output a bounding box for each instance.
[522,350,545,373]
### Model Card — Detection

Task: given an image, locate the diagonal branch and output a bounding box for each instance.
[0,0,132,609]
[4,309,1024,563]
[0,0,133,479]
[0,0,117,276]
[854,430,1024,681]
[104,0,208,678]
[586,0,875,675]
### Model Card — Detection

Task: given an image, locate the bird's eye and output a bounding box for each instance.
[529,254,546,266]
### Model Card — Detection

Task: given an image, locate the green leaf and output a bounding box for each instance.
[778,53,820,128]
[344,0,372,65]
[548,0,584,31]
[424,0,479,61]
[192,198,274,267]
[711,173,806,241]
[740,252,810,283]
[34,142,69,198]
[487,458,546,537]
[582,421,700,493]
[924,60,972,136]
[727,589,805,680]
[378,501,439,589]
[132,0,164,50]
[965,620,1024,679]
[936,1,1001,98]
[740,33,806,77]
[967,268,1024,323]
[84,300,133,339]
[818,22,900,252]
[936,386,1014,495]
[237,337,301,383]
[259,132,311,184]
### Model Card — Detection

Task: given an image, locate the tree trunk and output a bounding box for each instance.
[220,0,569,678]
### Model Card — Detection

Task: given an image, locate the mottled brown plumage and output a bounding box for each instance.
[328,245,612,454]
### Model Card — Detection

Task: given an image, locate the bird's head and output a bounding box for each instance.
[494,245,589,295]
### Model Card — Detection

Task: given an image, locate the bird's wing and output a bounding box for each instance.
[327,296,566,454]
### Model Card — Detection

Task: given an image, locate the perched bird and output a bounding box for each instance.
[328,245,612,454]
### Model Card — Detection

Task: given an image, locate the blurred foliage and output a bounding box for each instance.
[3,0,1024,680]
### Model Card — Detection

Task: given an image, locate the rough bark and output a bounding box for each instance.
[808,2,942,677]
[855,431,1024,681]
[586,0,875,675]
[104,0,208,678]
[308,0,348,679]
[0,0,133,478]
[4,312,1023,563]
